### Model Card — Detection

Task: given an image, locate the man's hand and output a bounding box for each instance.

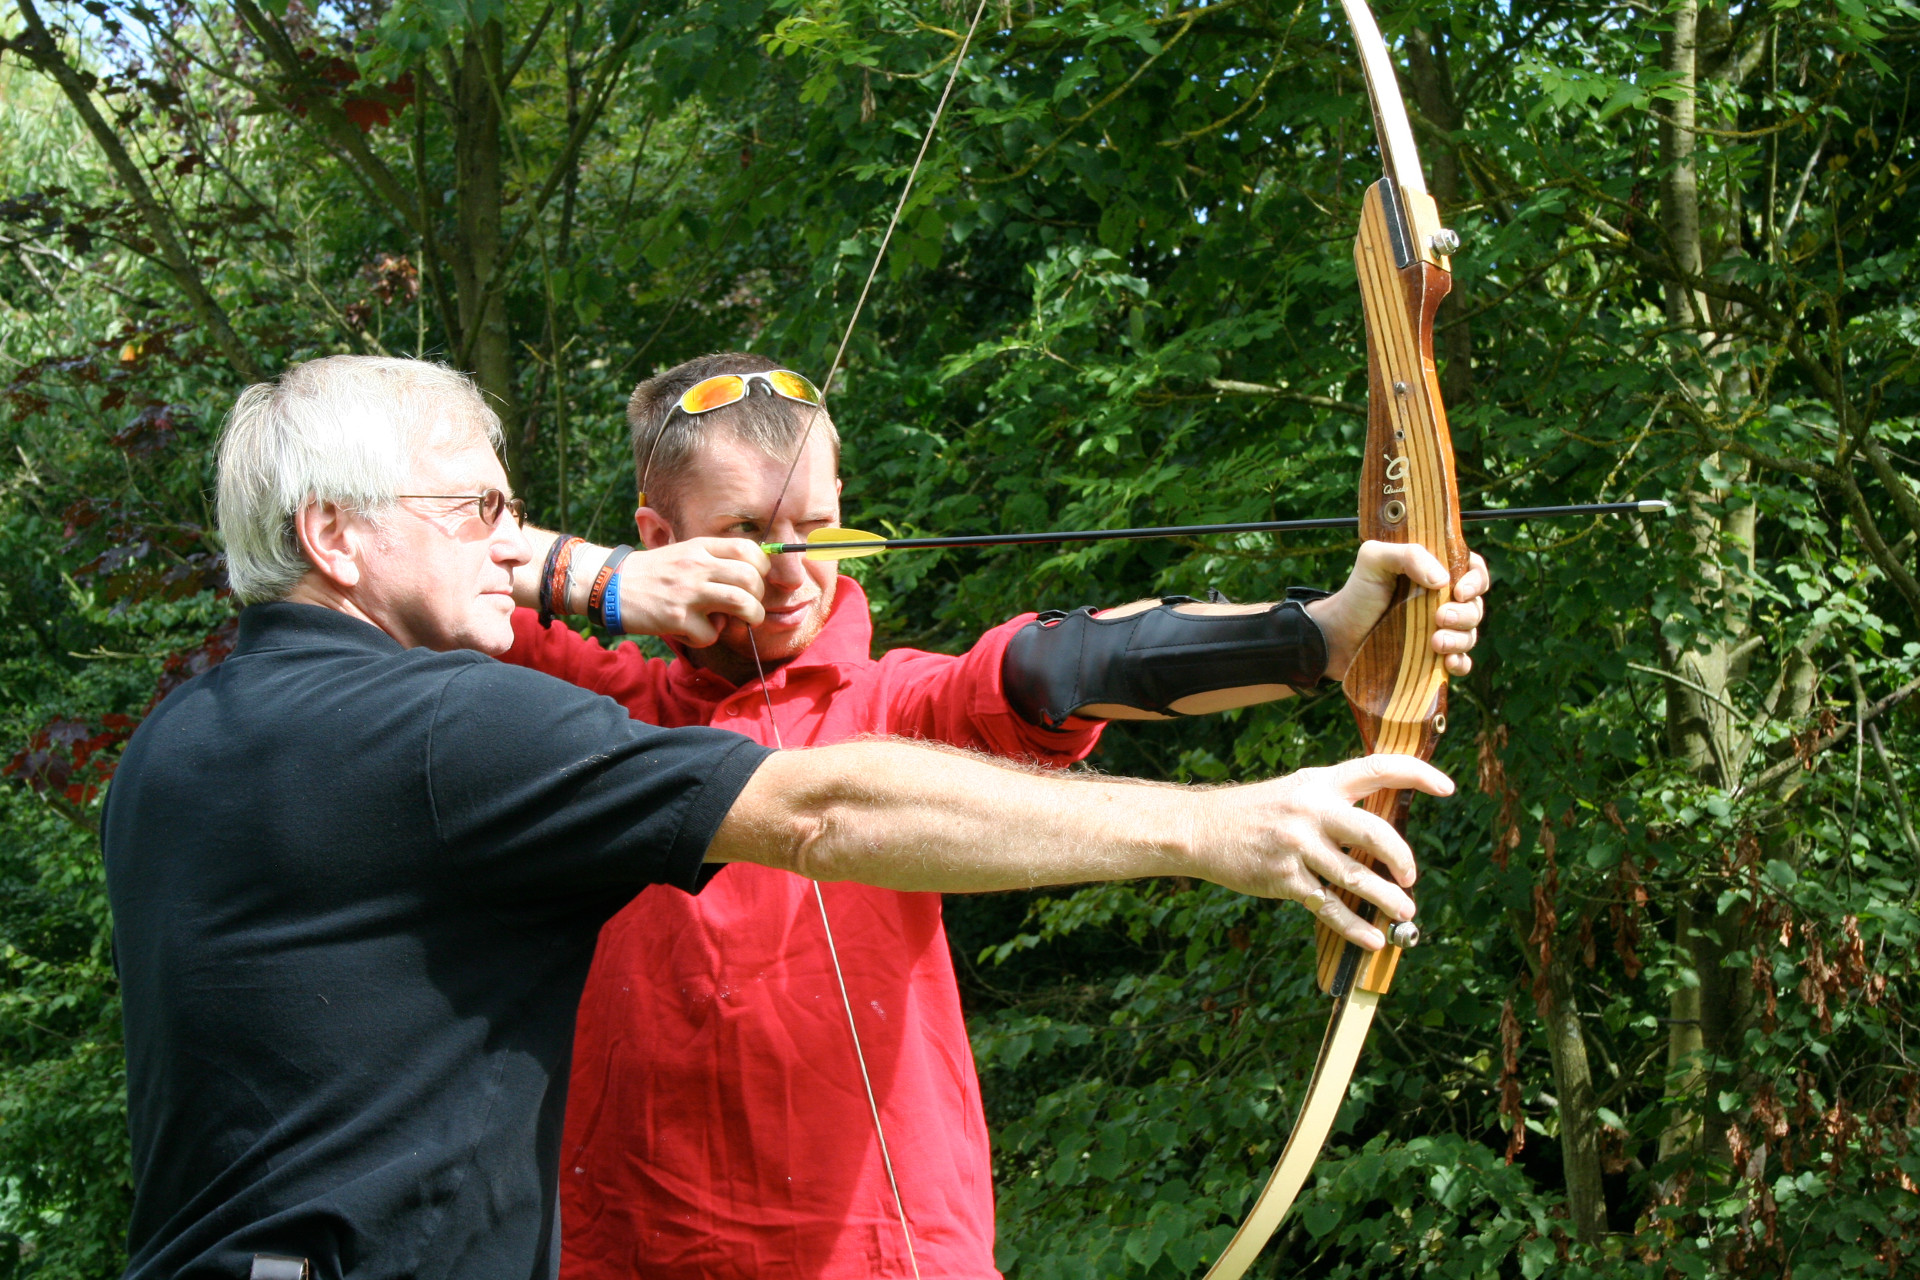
[1201,754,1448,948]
[1306,541,1490,681]
[615,538,769,646]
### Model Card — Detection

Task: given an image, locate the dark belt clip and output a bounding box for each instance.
[250,1256,310,1280]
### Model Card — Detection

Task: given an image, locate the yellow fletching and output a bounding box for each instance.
[802,527,890,561]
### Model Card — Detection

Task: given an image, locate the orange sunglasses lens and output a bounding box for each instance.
[765,370,823,404]
[675,371,822,417]
[678,375,749,415]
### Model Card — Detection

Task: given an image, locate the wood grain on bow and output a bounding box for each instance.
[1199,0,1468,1274]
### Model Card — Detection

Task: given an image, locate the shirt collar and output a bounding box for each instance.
[235,601,407,657]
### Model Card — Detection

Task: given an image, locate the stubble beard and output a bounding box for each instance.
[722,572,838,669]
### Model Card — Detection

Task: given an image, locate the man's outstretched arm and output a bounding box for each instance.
[1014,540,1492,724]
[709,740,1450,951]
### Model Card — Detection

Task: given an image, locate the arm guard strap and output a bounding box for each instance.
[1002,589,1331,729]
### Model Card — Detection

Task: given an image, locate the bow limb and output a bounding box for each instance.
[1200,988,1381,1279]
[1200,2,1467,1275]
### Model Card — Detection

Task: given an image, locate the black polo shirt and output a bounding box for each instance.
[102,602,771,1280]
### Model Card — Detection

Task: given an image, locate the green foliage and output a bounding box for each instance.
[3,0,1919,1274]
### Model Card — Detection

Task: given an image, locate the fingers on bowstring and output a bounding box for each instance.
[709,555,768,600]
[708,584,765,627]
[704,537,773,579]
[680,614,724,647]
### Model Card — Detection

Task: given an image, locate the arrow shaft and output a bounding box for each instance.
[765,500,1666,555]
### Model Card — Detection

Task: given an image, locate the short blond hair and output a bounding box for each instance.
[627,352,839,524]
[216,356,502,604]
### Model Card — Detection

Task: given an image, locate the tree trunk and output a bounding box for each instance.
[450,22,521,470]
[1540,960,1608,1241]
[1657,897,1708,1162]
[1654,0,1747,1180]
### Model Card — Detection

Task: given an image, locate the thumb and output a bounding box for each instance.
[1358,540,1450,591]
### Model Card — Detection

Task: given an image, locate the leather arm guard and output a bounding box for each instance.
[1002,588,1332,729]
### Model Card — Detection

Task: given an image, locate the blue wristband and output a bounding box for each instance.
[601,572,623,634]
[587,544,634,637]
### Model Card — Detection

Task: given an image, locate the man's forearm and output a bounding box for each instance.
[508,528,766,647]
[711,739,1455,947]
[711,741,1196,893]
[1010,597,1327,724]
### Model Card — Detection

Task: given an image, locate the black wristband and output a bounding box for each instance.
[536,535,569,630]
[588,545,635,635]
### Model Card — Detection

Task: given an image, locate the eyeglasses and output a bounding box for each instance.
[395,489,526,526]
[637,369,824,505]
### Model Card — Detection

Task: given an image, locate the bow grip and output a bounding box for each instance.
[1313,175,1471,999]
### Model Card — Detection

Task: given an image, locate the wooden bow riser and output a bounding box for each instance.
[1316,176,1471,1002]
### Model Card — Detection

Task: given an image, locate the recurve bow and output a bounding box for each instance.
[1198,1,1470,1275]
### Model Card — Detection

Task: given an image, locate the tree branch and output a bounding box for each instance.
[1203,378,1365,417]
[228,0,428,237]
[1741,675,1920,797]
[10,0,265,381]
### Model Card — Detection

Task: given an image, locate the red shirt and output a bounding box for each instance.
[500,579,1102,1280]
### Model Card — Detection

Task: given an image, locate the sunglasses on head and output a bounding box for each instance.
[637,369,825,506]
[676,370,823,416]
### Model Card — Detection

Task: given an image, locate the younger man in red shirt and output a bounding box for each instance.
[503,353,1488,1279]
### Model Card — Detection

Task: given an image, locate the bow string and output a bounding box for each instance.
[746,5,992,1277]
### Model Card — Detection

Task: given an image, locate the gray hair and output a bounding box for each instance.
[216,356,503,604]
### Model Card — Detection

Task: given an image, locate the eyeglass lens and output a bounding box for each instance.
[765,371,823,404]
[680,376,749,415]
[476,490,526,525]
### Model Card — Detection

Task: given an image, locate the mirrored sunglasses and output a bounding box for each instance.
[674,370,823,416]
[637,369,826,506]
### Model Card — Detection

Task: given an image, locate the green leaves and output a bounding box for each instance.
[5,0,1920,1271]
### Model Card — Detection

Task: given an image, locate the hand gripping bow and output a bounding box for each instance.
[1199,1,1471,1274]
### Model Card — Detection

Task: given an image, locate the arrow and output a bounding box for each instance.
[762,499,1671,561]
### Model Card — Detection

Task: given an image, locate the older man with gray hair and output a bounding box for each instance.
[103,355,1449,1280]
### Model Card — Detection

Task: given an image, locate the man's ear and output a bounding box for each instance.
[633,504,676,550]
[293,500,367,590]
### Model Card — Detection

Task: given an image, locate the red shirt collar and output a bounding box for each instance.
[664,575,873,696]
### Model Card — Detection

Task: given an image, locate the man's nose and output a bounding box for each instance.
[766,550,807,587]
[494,516,533,568]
